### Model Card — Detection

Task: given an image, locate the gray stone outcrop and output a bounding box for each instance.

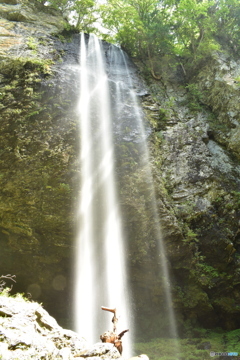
[0,294,122,360]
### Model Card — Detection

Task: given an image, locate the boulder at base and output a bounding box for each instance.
[0,293,123,360]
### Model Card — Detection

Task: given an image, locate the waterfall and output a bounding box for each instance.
[108,46,178,341]
[119,50,178,341]
[74,33,179,358]
[74,33,132,357]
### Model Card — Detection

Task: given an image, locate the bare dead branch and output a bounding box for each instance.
[0,274,16,282]
[0,274,16,293]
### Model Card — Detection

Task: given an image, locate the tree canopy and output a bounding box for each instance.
[107,0,239,74]
[34,0,98,31]
[33,0,240,76]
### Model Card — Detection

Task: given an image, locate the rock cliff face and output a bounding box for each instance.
[0,0,78,327]
[138,52,240,334]
[1,0,240,342]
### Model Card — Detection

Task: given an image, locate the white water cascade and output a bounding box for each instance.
[74,33,179,358]
[119,50,178,341]
[108,46,178,342]
[74,33,132,357]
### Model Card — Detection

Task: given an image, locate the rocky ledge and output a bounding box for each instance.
[0,293,123,360]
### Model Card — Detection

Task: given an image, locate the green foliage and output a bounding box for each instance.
[99,0,240,77]
[212,0,240,53]
[185,83,204,111]
[33,0,97,31]
[29,0,240,73]
[183,228,198,243]
[230,191,240,209]
[190,261,231,289]
[0,287,30,303]
[34,0,70,12]
[0,57,53,78]
[58,183,71,193]
[0,287,12,296]
[214,297,240,314]
[171,0,219,58]
[100,0,173,78]
[134,329,240,360]
[70,0,97,31]
[26,36,38,51]
[30,0,240,65]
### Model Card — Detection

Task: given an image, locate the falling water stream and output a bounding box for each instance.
[119,50,179,342]
[74,34,132,357]
[74,33,178,357]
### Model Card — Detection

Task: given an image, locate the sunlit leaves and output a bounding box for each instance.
[34,0,97,31]
[100,0,173,59]
[212,0,240,51]
[34,0,240,70]
[69,0,97,30]
[100,0,146,54]
[171,0,219,58]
